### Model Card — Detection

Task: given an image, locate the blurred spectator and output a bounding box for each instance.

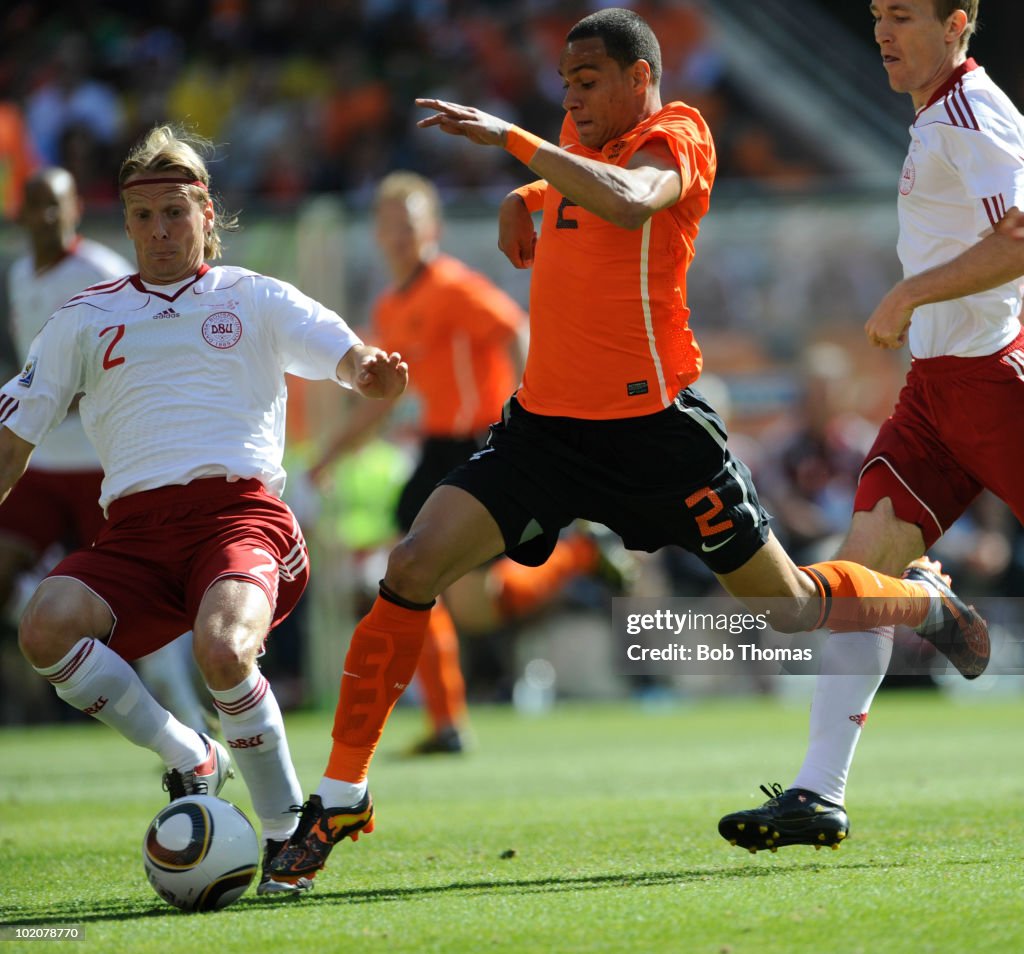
[637,0,723,102]
[58,124,118,206]
[166,48,247,141]
[929,492,1014,596]
[0,101,37,219]
[719,121,822,192]
[24,33,124,169]
[217,58,317,203]
[758,343,876,564]
[313,43,396,193]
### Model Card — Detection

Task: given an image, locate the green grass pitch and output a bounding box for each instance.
[1,690,1022,953]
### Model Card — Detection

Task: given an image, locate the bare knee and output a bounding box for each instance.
[192,635,252,689]
[193,579,274,689]
[384,533,445,604]
[19,581,109,668]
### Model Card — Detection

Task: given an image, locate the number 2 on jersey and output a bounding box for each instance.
[556,197,579,230]
[99,324,126,369]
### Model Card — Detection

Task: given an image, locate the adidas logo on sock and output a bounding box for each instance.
[152,307,181,320]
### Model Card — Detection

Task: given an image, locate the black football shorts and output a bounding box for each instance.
[439,389,770,575]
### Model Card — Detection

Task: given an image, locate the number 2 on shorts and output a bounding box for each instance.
[685,486,734,538]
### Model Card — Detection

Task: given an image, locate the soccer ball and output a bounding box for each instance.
[142,795,259,912]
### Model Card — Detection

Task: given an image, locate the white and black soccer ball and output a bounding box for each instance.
[142,795,259,912]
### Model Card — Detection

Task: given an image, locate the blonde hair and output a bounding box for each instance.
[373,170,442,224]
[119,124,238,260]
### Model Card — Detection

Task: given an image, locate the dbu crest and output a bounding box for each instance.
[899,155,915,196]
[202,312,242,349]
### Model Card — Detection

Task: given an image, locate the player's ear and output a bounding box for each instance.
[632,59,652,93]
[946,9,968,45]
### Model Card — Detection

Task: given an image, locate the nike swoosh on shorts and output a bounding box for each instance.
[701,534,737,553]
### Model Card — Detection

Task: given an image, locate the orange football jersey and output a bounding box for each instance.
[517,102,716,419]
[372,254,525,436]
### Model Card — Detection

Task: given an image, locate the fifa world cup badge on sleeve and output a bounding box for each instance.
[17,358,36,388]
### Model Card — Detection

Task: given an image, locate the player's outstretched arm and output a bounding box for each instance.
[337,345,408,400]
[416,99,681,230]
[0,427,34,505]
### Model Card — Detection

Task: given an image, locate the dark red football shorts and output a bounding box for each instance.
[48,477,309,661]
[855,328,1024,547]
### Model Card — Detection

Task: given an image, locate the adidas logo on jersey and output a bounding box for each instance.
[152,307,181,320]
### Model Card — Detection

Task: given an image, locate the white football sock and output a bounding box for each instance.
[37,637,204,771]
[316,777,368,809]
[134,632,212,735]
[791,628,893,805]
[208,668,302,841]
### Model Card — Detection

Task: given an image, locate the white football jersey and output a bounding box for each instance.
[0,265,361,511]
[897,62,1024,358]
[6,237,133,469]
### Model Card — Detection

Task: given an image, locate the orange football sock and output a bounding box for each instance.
[801,560,930,632]
[326,594,430,783]
[415,598,467,733]
[490,535,598,620]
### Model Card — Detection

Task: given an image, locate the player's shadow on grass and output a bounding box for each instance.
[1,865,843,925]
[238,860,908,909]
[3,858,935,923]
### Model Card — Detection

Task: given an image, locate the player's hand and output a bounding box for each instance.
[415,98,510,147]
[995,205,1024,240]
[348,347,408,400]
[498,192,538,268]
[864,285,913,349]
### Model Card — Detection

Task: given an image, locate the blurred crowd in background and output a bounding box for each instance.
[0,0,855,218]
[1,0,1023,722]
[2,0,1023,216]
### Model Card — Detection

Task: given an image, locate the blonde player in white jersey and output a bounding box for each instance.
[0,124,408,896]
[3,167,211,736]
[720,0,1024,853]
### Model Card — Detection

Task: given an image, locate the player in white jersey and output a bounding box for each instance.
[720,0,1024,852]
[0,124,408,897]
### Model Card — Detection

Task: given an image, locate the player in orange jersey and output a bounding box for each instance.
[309,170,625,754]
[271,7,987,883]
